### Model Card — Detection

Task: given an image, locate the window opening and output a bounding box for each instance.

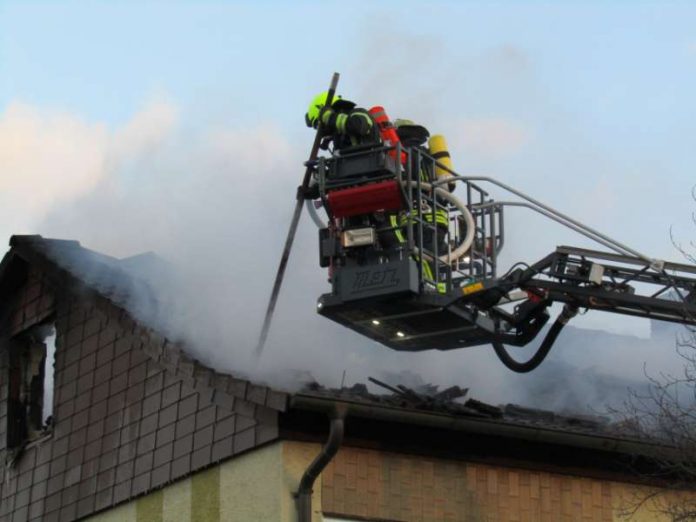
[43,328,56,424]
[7,322,55,449]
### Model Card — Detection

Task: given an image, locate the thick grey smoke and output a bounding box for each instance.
[2,62,691,413]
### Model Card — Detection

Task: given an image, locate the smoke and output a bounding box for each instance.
[0,102,108,232]
[448,117,532,159]
[1,88,691,414]
[0,97,520,397]
[110,99,178,161]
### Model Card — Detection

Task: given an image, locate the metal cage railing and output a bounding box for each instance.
[316,142,503,295]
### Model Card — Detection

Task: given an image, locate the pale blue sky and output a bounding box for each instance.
[2,1,696,276]
[3,2,695,217]
[3,1,696,133]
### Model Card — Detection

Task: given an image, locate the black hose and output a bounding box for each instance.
[492,305,578,373]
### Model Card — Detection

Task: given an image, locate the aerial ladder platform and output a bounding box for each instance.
[256,74,696,372]
[307,142,696,371]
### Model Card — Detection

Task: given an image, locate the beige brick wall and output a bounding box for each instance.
[320,446,684,522]
[322,447,482,521]
[84,441,333,522]
[79,439,691,522]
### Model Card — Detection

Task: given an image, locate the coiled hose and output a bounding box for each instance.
[492,304,578,373]
[402,180,475,264]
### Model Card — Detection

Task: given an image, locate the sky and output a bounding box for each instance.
[1,0,696,407]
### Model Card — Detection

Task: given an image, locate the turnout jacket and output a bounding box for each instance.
[317,106,381,149]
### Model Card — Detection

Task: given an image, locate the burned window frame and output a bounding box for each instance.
[6,321,55,449]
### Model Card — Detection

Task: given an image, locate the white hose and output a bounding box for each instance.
[305,199,326,228]
[403,181,476,264]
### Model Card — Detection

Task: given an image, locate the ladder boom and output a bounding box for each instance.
[306,142,696,370]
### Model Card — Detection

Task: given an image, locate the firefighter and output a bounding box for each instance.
[394,120,456,191]
[393,119,451,293]
[306,92,400,244]
[304,91,402,277]
[394,119,449,250]
[305,92,380,150]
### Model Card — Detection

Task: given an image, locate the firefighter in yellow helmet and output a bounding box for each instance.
[393,119,449,233]
[392,119,454,292]
[305,91,380,150]
[394,119,455,190]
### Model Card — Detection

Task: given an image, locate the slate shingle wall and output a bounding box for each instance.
[1,262,287,522]
[0,349,8,457]
[0,265,56,522]
[7,266,55,339]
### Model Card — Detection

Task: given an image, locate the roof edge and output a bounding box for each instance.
[9,234,81,248]
[290,393,669,458]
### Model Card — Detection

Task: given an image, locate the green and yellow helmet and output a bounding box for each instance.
[305,91,342,127]
[393,118,415,127]
[394,118,430,146]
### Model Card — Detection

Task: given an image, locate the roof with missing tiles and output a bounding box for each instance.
[293,380,638,442]
[2,236,655,453]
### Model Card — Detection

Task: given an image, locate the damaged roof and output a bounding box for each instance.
[294,379,641,444]
[301,379,613,434]
[5,235,169,321]
[2,235,659,459]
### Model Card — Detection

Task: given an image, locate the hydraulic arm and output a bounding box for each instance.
[308,143,696,372]
[255,75,696,373]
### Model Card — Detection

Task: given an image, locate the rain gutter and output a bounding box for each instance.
[290,393,668,459]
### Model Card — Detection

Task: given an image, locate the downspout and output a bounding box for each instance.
[296,414,345,522]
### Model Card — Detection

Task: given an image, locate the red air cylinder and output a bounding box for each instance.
[368,106,407,164]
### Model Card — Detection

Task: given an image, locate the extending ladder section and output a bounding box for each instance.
[311,144,696,367]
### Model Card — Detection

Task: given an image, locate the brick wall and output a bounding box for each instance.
[0,344,8,459]
[0,263,56,454]
[322,446,482,521]
[0,265,286,522]
[0,264,55,459]
[0,345,7,491]
[321,446,624,522]
[0,265,56,520]
[7,265,55,338]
